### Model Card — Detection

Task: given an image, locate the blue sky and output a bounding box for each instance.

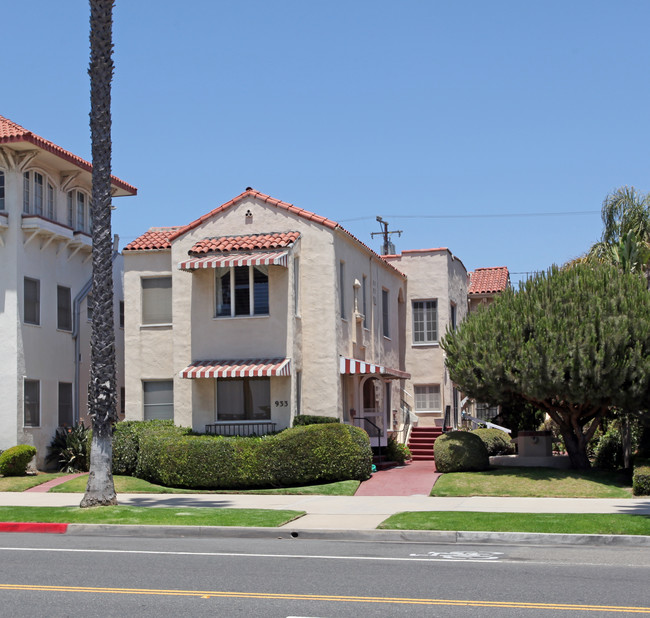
[3,1,650,286]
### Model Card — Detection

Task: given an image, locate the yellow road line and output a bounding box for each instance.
[0,584,648,612]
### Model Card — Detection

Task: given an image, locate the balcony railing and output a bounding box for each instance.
[205,422,277,437]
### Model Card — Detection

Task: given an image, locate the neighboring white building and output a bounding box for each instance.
[0,114,136,466]
[123,188,477,444]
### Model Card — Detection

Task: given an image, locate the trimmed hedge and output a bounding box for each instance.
[293,415,340,427]
[471,428,515,456]
[433,431,489,473]
[112,420,191,475]
[633,460,650,496]
[0,445,37,476]
[136,423,372,489]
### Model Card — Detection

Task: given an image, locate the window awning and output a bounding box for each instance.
[339,356,410,380]
[180,358,291,379]
[178,250,289,271]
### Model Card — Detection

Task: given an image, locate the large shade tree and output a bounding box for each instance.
[442,263,650,469]
[81,0,118,507]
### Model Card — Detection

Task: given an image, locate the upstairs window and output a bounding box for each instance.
[414,384,441,412]
[57,285,72,331]
[450,303,457,330]
[339,261,346,319]
[0,170,4,210]
[23,171,55,218]
[141,276,172,325]
[382,289,390,337]
[67,189,91,233]
[413,299,437,343]
[362,275,368,328]
[24,277,40,325]
[215,266,268,317]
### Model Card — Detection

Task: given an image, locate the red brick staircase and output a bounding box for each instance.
[407,426,444,461]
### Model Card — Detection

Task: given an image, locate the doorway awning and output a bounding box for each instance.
[178,250,289,271]
[180,358,291,378]
[339,356,410,380]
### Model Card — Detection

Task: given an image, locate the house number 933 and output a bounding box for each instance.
[274,400,289,407]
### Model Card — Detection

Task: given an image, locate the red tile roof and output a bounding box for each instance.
[0,114,137,196]
[127,188,406,278]
[468,267,510,295]
[123,227,181,251]
[189,231,300,254]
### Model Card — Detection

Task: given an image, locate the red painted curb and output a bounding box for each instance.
[0,522,68,534]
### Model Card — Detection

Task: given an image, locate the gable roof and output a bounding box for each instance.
[468,266,510,295]
[127,188,406,278]
[189,231,300,255]
[123,227,180,251]
[0,114,137,196]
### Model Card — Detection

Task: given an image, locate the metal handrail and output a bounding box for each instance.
[353,416,383,463]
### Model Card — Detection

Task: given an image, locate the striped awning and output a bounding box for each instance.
[180,358,291,379]
[339,356,410,380]
[179,250,289,271]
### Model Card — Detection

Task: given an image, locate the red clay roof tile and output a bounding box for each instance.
[189,231,301,254]
[468,266,510,295]
[0,114,136,195]
[123,227,181,251]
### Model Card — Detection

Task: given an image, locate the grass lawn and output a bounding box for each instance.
[0,473,67,492]
[379,512,650,535]
[51,474,360,496]
[0,505,303,527]
[431,467,632,498]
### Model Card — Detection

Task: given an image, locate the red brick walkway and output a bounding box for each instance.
[25,473,86,493]
[354,460,441,496]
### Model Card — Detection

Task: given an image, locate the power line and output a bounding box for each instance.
[339,210,599,222]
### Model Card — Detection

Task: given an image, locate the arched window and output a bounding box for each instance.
[23,170,56,219]
[67,189,92,233]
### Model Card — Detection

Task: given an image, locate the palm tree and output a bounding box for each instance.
[81,0,118,507]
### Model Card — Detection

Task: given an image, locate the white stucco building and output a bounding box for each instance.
[123,188,475,445]
[0,114,136,465]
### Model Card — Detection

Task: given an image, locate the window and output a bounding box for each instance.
[414,385,441,412]
[362,275,368,328]
[57,286,72,331]
[339,261,346,319]
[67,190,91,232]
[0,170,4,210]
[23,171,55,218]
[294,257,300,315]
[295,371,302,415]
[382,289,389,337]
[58,382,73,427]
[24,379,40,427]
[24,277,40,325]
[119,300,125,328]
[215,266,268,317]
[217,378,270,421]
[120,387,125,417]
[143,380,173,420]
[476,402,499,421]
[142,276,172,324]
[87,294,94,321]
[413,299,437,343]
[450,303,457,330]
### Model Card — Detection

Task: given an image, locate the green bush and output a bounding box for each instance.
[112,420,191,475]
[433,431,489,473]
[385,435,411,464]
[46,423,90,472]
[633,462,650,496]
[293,415,340,426]
[136,423,371,489]
[470,428,515,456]
[0,445,37,476]
[593,429,624,470]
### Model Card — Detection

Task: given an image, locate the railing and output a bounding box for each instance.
[443,405,452,432]
[461,412,511,433]
[392,399,412,444]
[353,416,383,463]
[205,422,277,436]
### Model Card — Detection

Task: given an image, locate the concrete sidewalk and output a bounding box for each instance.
[2,491,650,531]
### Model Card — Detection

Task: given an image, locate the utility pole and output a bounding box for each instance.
[371,216,402,255]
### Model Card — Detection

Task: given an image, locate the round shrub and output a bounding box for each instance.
[593,429,624,470]
[136,423,372,489]
[471,428,515,456]
[433,431,489,473]
[0,445,37,476]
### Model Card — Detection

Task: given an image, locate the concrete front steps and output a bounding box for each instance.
[407,426,444,461]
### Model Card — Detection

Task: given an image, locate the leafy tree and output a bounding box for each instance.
[81,0,118,507]
[442,263,650,469]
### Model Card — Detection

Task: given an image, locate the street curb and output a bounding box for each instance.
[0,522,68,534]
[62,524,650,547]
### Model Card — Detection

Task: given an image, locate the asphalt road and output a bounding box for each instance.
[0,533,649,616]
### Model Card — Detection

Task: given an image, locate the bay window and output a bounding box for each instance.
[215,265,269,317]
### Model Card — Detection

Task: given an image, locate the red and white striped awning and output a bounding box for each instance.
[179,250,289,271]
[339,356,410,380]
[180,358,291,379]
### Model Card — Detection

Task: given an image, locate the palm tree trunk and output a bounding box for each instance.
[81,0,117,508]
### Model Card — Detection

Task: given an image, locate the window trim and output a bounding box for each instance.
[57,285,72,332]
[24,378,41,428]
[414,384,442,413]
[412,298,438,345]
[141,275,173,326]
[24,277,41,326]
[23,169,56,219]
[142,380,174,420]
[214,265,269,319]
